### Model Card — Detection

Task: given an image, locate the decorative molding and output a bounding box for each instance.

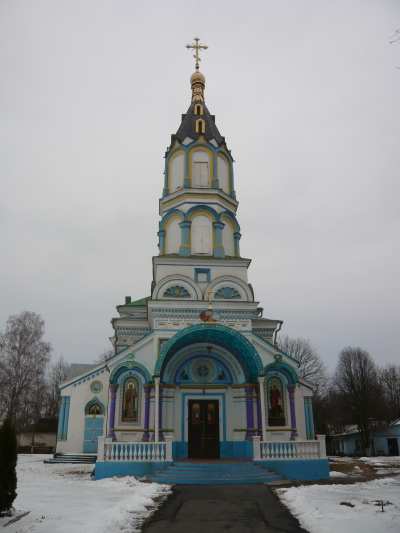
[163,285,191,298]
[155,323,263,381]
[215,287,241,299]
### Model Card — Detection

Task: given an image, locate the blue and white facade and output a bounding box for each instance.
[57,65,329,481]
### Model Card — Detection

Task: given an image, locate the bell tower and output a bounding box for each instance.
[112,39,282,353]
[158,38,240,260]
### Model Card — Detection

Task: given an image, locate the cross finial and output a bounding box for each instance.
[186,37,208,71]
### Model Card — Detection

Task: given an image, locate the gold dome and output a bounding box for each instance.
[190,70,205,85]
[190,70,205,102]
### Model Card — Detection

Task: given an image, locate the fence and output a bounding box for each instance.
[252,435,326,460]
[97,436,173,462]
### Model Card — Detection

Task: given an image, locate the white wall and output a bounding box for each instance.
[56,369,109,453]
[153,258,250,286]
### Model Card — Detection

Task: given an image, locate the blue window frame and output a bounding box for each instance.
[57,396,70,441]
[194,268,211,282]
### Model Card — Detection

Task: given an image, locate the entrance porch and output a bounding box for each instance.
[95,434,329,481]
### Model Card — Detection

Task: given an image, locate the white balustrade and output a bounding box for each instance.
[98,436,173,462]
[253,437,326,460]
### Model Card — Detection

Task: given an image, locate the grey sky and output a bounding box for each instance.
[1,0,399,371]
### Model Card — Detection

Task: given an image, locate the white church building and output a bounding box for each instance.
[57,42,329,482]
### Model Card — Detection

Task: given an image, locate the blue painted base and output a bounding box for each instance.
[255,459,330,481]
[95,461,172,480]
[173,440,252,459]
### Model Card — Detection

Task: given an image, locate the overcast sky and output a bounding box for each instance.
[1,0,399,371]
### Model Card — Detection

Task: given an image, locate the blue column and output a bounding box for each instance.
[57,397,65,440]
[213,221,225,258]
[229,164,236,198]
[59,396,70,441]
[211,153,219,188]
[233,231,241,257]
[163,157,169,196]
[158,230,165,254]
[179,220,191,256]
[304,397,315,440]
[183,150,190,188]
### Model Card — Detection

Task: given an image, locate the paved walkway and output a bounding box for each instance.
[142,485,307,533]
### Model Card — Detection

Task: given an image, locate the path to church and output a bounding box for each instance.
[142,485,307,533]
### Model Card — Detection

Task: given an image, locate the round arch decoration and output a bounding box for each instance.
[206,275,253,302]
[185,204,219,222]
[159,208,185,231]
[153,274,202,300]
[155,323,264,382]
[85,397,105,416]
[264,361,299,385]
[220,211,240,233]
[109,360,152,385]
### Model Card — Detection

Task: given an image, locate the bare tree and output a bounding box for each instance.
[379,364,400,422]
[0,311,51,427]
[94,348,114,364]
[46,356,70,418]
[334,347,382,455]
[389,28,400,44]
[277,335,327,391]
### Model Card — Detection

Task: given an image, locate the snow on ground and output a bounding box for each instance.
[0,455,170,533]
[329,470,348,478]
[328,456,355,463]
[278,477,400,533]
[360,456,400,466]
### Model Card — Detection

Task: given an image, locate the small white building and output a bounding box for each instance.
[57,57,328,481]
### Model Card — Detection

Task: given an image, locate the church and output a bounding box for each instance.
[57,40,329,482]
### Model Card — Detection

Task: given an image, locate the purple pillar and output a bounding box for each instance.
[256,390,262,436]
[245,385,255,440]
[159,386,164,441]
[142,385,151,441]
[107,384,118,439]
[288,385,297,440]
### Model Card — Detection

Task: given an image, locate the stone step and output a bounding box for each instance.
[44,453,97,464]
[146,461,284,485]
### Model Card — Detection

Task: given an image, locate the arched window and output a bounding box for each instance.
[168,152,184,192]
[85,400,104,416]
[192,150,209,188]
[214,287,241,299]
[217,155,230,194]
[122,377,140,422]
[267,377,286,426]
[221,219,235,256]
[194,104,203,115]
[165,216,181,254]
[195,119,205,134]
[191,215,212,255]
[163,285,190,298]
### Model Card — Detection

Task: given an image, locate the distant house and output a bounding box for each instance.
[17,417,58,452]
[328,419,400,456]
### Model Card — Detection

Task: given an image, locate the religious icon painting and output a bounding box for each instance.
[267,377,286,426]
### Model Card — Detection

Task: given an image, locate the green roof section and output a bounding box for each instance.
[125,296,150,307]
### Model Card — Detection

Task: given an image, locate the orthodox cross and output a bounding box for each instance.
[186,37,208,70]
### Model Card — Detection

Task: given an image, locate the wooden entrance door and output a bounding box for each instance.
[188,400,220,459]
